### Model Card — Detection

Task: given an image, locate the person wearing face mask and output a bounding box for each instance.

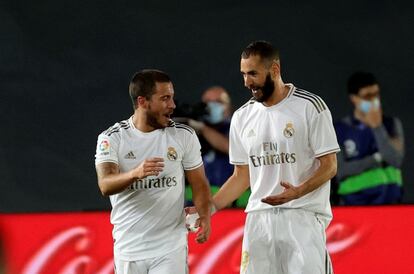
[187,87,242,204]
[334,71,405,205]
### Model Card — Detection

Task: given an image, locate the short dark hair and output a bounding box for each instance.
[347,71,378,95]
[129,69,171,109]
[241,40,280,66]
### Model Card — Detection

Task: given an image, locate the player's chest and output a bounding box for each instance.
[118,137,184,171]
[240,111,307,150]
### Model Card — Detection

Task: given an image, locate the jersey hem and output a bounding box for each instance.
[314,147,340,158]
[184,161,203,170]
[230,161,248,165]
[95,159,119,166]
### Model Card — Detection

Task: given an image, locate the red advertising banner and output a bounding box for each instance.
[0,206,413,274]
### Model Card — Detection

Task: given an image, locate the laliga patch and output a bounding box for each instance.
[283,122,295,138]
[167,146,178,161]
[99,140,110,156]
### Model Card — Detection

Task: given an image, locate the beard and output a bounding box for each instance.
[252,74,275,103]
[146,107,166,129]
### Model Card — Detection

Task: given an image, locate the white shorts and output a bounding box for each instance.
[114,245,188,274]
[240,208,333,274]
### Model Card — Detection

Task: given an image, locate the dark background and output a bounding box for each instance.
[1,1,413,212]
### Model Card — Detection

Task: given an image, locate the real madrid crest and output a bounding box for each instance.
[283,122,295,138]
[167,146,178,161]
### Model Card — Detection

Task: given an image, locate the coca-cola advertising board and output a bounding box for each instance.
[1,206,413,274]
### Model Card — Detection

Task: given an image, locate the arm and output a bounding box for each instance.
[213,164,250,210]
[95,157,164,196]
[200,125,229,154]
[358,108,404,167]
[185,165,212,243]
[185,166,212,218]
[371,118,404,167]
[336,151,380,180]
[262,153,337,205]
[188,119,229,153]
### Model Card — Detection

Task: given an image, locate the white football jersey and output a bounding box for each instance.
[95,117,202,260]
[230,84,340,218]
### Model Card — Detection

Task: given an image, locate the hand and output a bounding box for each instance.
[360,107,382,128]
[184,207,211,243]
[184,204,217,217]
[195,215,211,243]
[261,182,301,206]
[130,157,164,179]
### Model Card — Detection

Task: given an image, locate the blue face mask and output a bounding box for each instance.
[206,102,225,124]
[359,98,380,113]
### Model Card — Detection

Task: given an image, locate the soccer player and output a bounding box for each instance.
[207,41,340,273]
[95,69,212,274]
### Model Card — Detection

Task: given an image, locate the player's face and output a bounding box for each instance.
[146,82,176,129]
[240,55,275,102]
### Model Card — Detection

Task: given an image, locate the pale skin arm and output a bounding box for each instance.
[199,125,229,154]
[185,165,212,243]
[185,165,249,214]
[261,153,337,205]
[95,157,164,196]
[212,164,250,210]
[188,119,229,154]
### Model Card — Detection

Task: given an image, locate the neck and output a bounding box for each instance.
[263,80,289,107]
[132,111,155,132]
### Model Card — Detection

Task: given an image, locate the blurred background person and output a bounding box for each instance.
[185,87,242,204]
[177,86,250,207]
[334,71,405,205]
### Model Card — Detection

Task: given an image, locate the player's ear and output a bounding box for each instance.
[271,60,280,78]
[137,96,148,108]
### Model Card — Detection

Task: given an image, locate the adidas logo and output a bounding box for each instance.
[124,151,136,159]
[247,129,256,138]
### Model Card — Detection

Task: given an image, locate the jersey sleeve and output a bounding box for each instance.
[95,133,120,165]
[229,113,249,165]
[182,131,203,170]
[308,101,340,158]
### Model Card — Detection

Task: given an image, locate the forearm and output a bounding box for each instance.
[297,154,337,197]
[186,166,212,218]
[192,181,212,218]
[98,170,135,196]
[213,166,250,210]
[201,126,229,154]
[337,152,379,180]
[372,125,404,167]
[97,158,164,196]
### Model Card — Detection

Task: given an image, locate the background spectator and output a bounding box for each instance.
[185,86,251,207]
[334,71,405,205]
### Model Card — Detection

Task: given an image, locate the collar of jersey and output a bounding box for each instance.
[129,116,163,137]
[257,83,295,111]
